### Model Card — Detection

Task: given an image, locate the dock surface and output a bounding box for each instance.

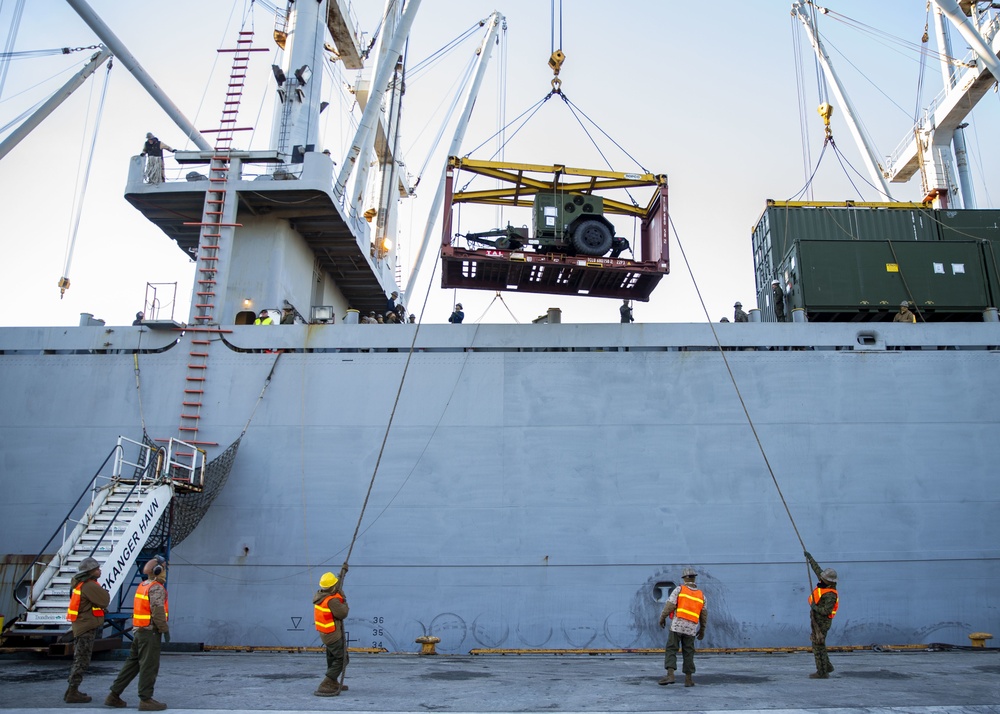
[1,649,998,713]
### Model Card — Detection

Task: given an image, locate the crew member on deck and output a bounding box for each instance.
[140,133,175,185]
[893,301,916,323]
[448,303,464,324]
[733,302,749,322]
[254,310,272,325]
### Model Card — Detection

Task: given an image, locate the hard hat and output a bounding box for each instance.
[77,557,100,573]
[456,303,463,309]
[681,567,697,578]
[734,302,742,308]
[900,301,909,307]
[820,568,838,584]
[319,572,339,589]
[771,280,780,285]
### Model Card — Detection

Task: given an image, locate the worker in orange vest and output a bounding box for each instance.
[658,567,708,687]
[805,551,839,678]
[313,567,350,697]
[105,556,170,711]
[64,556,110,703]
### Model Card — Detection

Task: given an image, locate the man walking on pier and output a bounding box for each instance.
[658,567,707,687]
[105,555,170,711]
[805,551,839,678]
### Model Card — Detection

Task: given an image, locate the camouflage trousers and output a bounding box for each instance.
[810,620,833,674]
[324,636,350,682]
[663,630,697,674]
[67,629,97,686]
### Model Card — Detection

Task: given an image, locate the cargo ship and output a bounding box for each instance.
[0,0,998,653]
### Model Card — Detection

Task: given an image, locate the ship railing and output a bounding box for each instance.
[887,12,1000,172]
[12,443,122,611]
[164,437,206,490]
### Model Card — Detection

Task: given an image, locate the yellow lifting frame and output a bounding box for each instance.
[448,157,666,219]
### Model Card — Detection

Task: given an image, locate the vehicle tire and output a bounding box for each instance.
[571,219,613,256]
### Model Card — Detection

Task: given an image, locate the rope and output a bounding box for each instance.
[667,212,808,565]
[240,351,283,436]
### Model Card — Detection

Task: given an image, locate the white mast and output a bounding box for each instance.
[270,0,328,156]
[932,6,975,208]
[404,11,504,301]
[791,1,893,198]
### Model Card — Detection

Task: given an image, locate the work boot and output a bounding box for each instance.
[809,671,829,679]
[684,673,695,687]
[64,685,92,703]
[657,669,675,685]
[313,677,341,697]
[138,698,167,711]
[104,691,127,708]
[827,663,835,673]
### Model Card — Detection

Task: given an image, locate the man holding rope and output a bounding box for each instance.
[805,551,839,679]
[313,568,350,696]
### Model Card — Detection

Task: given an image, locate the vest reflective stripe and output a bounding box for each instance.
[67,580,105,621]
[314,593,344,633]
[133,580,169,627]
[809,586,839,619]
[674,585,705,623]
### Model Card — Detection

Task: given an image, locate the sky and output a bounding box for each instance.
[1,0,998,327]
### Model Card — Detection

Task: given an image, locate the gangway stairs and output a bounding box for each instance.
[1,437,204,650]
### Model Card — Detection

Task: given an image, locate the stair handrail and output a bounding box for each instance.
[13,443,122,610]
[85,445,165,563]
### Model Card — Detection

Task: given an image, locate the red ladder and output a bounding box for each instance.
[174,31,267,450]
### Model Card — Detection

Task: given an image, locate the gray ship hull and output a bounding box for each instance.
[2,321,997,650]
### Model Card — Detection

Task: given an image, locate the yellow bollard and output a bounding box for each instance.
[968,632,993,648]
[415,636,441,655]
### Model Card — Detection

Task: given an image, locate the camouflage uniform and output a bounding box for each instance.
[67,564,109,693]
[734,305,749,322]
[805,552,838,677]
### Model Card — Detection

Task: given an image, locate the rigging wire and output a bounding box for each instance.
[0,44,102,60]
[792,14,814,201]
[59,57,112,298]
[0,0,26,99]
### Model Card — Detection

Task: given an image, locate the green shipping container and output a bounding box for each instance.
[752,203,938,297]
[779,239,990,321]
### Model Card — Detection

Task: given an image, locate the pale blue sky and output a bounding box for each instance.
[1,0,997,326]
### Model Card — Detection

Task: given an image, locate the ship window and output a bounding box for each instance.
[653,580,676,603]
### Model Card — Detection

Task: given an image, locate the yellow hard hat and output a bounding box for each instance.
[319,572,339,589]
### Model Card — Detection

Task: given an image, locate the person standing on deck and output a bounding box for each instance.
[140,133,175,185]
[105,556,170,711]
[733,302,749,322]
[313,569,350,697]
[448,303,464,324]
[804,551,839,679]
[620,299,634,323]
[771,280,786,321]
[63,557,110,703]
[893,301,916,323]
[658,567,707,687]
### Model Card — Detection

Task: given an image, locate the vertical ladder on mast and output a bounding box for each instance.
[177,30,265,450]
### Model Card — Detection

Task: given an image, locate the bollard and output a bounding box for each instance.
[968,632,993,648]
[415,635,441,655]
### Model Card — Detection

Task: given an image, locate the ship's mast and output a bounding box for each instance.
[791,1,892,198]
[270,0,328,157]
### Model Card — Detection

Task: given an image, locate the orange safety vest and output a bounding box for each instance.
[133,580,169,627]
[67,580,105,621]
[673,585,705,623]
[314,592,345,633]
[809,586,839,619]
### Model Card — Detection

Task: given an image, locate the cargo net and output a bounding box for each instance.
[142,434,242,546]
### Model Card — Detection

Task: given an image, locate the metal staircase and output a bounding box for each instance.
[1,437,204,650]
